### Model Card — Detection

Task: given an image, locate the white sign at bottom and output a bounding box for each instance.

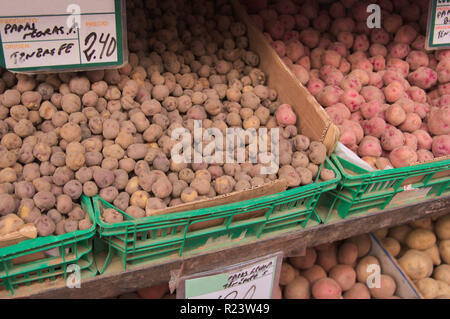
[177,253,282,299]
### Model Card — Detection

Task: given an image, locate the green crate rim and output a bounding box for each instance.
[0,195,96,258]
[94,158,341,232]
[332,154,450,185]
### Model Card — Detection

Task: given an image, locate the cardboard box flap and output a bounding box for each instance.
[232,0,338,156]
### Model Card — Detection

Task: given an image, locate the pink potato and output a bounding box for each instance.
[362,117,386,138]
[267,20,285,40]
[354,58,373,73]
[360,86,384,103]
[358,136,382,158]
[369,55,386,72]
[414,103,430,120]
[353,34,370,52]
[437,59,450,83]
[290,248,317,270]
[360,100,382,119]
[432,135,450,158]
[369,44,387,57]
[383,13,403,33]
[274,0,297,15]
[283,30,299,43]
[389,146,418,168]
[343,283,371,299]
[370,29,390,45]
[340,89,364,112]
[342,120,364,143]
[297,56,311,71]
[385,104,406,126]
[337,32,354,49]
[286,41,305,61]
[279,14,295,32]
[312,278,342,299]
[394,25,418,44]
[295,14,309,29]
[388,43,410,59]
[381,126,405,151]
[438,83,450,96]
[403,133,418,151]
[329,264,357,291]
[289,64,309,85]
[276,104,297,127]
[316,245,338,272]
[317,86,344,107]
[350,111,363,124]
[302,265,327,285]
[406,51,429,71]
[330,17,355,36]
[376,157,393,170]
[394,98,415,114]
[413,130,433,150]
[340,75,362,92]
[407,67,438,90]
[348,51,368,65]
[406,86,427,103]
[399,113,422,133]
[271,40,286,57]
[428,106,450,136]
[383,81,405,103]
[338,242,358,265]
[368,71,383,88]
[349,69,370,86]
[321,50,342,68]
[325,69,345,86]
[326,106,345,125]
[333,103,351,119]
[299,28,320,48]
[339,126,357,146]
[307,78,325,96]
[417,149,434,162]
[386,58,410,77]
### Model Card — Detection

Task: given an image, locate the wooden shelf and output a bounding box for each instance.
[8,195,450,299]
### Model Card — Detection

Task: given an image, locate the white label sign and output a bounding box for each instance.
[427,0,450,49]
[0,0,126,72]
[178,253,282,299]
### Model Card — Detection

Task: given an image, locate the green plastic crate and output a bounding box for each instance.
[0,195,97,296]
[93,158,341,273]
[315,154,450,222]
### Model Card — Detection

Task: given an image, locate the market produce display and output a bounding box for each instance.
[0,0,334,239]
[376,214,450,299]
[277,233,404,299]
[243,0,450,168]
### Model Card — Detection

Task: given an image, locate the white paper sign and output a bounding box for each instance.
[426,0,450,49]
[0,0,127,72]
[178,253,282,299]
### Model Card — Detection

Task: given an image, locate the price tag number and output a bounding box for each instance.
[83,32,117,63]
[218,285,256,299]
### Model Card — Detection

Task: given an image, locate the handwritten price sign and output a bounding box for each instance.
[427,0,450,49]
[0,0,127,72]
[178,253,282,299]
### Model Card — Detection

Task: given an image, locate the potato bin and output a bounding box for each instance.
[0,195,97,297]
[92,0,343,274]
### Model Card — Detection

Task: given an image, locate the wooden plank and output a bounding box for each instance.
[9,195,450,299]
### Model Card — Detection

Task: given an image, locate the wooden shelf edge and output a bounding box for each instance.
[8,195,450,299]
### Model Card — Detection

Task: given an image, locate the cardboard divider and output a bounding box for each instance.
[369,233,423,299]
[231,0,339,156]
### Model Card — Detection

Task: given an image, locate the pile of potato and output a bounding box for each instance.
[278,234,404,299]
[375,214,450,299]
[0,0,333,237]
[243,0,450,168]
